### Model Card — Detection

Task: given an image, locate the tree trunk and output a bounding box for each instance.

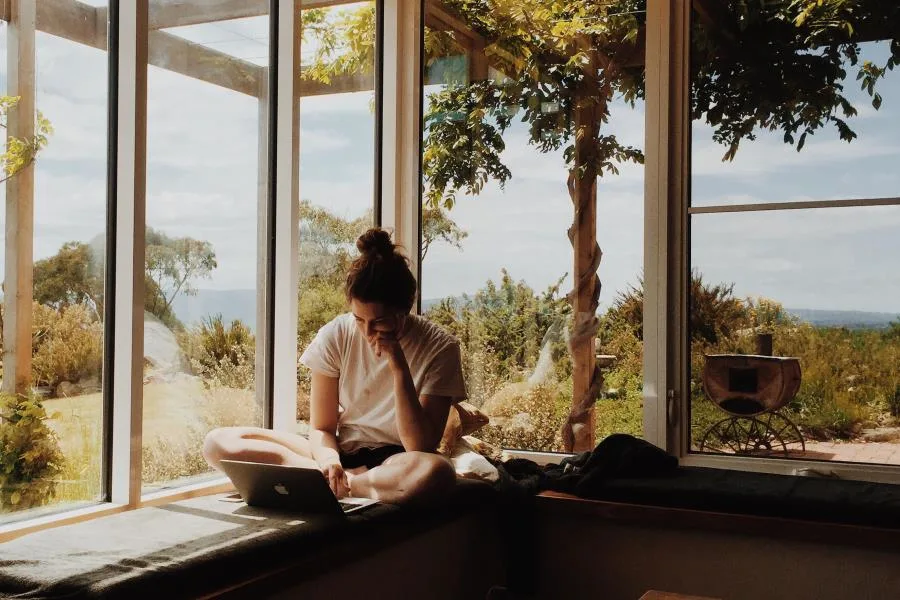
[561,48,604,453]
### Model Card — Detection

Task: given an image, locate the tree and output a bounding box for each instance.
[602,272,751,346]
[301,0,900,450]
[422,206,468,261]
[31,230,218,330]
[32,242,103,316]
[144,228,217,326]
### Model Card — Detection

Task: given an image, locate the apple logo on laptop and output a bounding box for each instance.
[273,483,289,496]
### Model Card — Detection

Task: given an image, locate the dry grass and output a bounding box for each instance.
[39,380,261,504]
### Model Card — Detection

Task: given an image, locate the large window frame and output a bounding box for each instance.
[0,0,388,540]
[643,0,900,485]
[3,0,898,541]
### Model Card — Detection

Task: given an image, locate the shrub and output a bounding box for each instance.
[0,393,64,511]
[890,384,900,420]
[142,386,260,485]
[180,315,255,390]
[31,303,103,392]
[142,428,208,485]
[479,382,568,452]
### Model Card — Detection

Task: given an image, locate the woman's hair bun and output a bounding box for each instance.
[356,227,395,258]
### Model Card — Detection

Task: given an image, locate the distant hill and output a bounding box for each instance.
[173,291,898,333]
[172,289,258,332]
[786,308,898,329]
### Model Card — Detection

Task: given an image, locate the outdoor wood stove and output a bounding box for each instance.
[699,341,804,456]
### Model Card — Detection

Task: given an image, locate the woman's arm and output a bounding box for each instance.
[390,355,451,451]
[308,370,343,466]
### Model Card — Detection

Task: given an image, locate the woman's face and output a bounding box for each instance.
[350,299,406,343]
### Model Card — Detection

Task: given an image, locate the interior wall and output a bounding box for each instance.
[534,513,900,600]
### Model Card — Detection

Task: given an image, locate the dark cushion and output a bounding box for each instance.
[593,466,900,529]
[0,479,495,600]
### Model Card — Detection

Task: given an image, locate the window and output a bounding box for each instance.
[685,1,900,467]
[418,2,646,453]
[4,0,899,537]
[142,0,270,493]
[295,1,377,432]
[0,0,110,524]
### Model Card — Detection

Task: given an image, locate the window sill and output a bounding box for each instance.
[0,477,235,543]
[681,452,900,485]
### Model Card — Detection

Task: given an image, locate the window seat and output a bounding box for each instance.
[0,479,499,600]
[536,466,900,547]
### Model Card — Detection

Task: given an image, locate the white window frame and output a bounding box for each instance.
[643,0,900,485]
[0,0,392,540]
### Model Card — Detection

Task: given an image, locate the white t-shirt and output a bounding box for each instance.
[299,313,467,453]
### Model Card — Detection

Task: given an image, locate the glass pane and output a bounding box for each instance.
[691,4,900,207]
[1,3,109,522]
[295,2,376,431]
[419,5,646,451]
[689,206,900,465]
[143,1,269,493]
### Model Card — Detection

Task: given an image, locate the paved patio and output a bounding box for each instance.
[786,440,900,465]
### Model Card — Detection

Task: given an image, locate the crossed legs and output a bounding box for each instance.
[202,426,455,505]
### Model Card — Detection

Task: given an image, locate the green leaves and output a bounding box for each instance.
[423,81,513,209]
[693,0,899,160]
[0,96,53,183]
[0,393,64,512]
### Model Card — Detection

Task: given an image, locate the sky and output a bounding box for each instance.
[0,9,897,320]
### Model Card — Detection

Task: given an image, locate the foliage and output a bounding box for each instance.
[295,0,900,209]
[145,228,217,328]
[426,269,572,406]
[0,393,64,511]
[31,303,103,392]
[142,387,259,485]
[692,0,900,160]
[33,242,104,316]
[32,228,218,331]
[179,315,255,390]
[0,95,53,184]
[477,382,569,452]
[422,206,469,260]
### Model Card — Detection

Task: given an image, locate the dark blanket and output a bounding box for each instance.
[496,433,679,497]
[0,480,495,600]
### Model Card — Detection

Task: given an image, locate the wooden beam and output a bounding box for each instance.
[3,0,37,396]
[148,30,263,96]
[424,0,484,50]
[31,0,264,96]
[298,71,372,96]
[147,0,362,31]
[37,0,103,48]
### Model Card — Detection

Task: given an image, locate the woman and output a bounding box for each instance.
[203,228,466,505]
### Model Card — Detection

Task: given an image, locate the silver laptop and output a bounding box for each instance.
[220,459,378,516]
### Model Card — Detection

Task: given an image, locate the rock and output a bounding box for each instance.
[76,375,101,394]
[508,412,533,431]
[143,311,188,376]
[861,427,900,443]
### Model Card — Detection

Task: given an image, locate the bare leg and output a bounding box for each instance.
[348,452,456,505]
[203,426,319,471]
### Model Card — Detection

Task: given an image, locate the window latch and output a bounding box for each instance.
[666,389,677,425]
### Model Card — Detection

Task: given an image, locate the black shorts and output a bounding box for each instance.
[339,444,405,470]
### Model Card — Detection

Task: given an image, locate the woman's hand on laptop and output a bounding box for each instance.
[321,461,350,498]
